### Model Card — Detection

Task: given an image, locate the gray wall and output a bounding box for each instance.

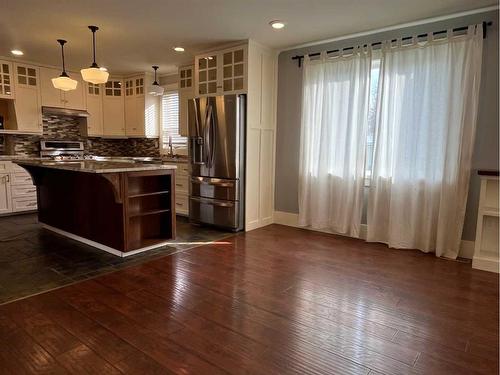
[275,10,499,241]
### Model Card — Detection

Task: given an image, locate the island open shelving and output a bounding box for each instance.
[125,171,175,251]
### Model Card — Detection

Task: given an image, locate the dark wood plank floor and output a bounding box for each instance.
[0,224,498,374]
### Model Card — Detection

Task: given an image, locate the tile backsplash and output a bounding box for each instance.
[0,114,160,157]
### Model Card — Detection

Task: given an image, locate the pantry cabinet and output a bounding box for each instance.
[178,65,194,137]
[39,67,85,110]
[102,79,126,136]
[0,60,14,99]
[194,45,247,96]
[13,63,42,133]
[244,40,277,231]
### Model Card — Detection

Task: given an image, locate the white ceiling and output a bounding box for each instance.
[0,0,496,75]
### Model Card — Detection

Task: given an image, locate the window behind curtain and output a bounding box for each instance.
[161,91,187,151]
[364,57,381,186]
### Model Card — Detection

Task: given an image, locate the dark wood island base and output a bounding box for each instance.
[16,161,177,257]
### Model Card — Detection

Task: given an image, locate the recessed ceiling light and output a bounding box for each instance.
[11,49,24,56]
[173,47,185,52]
[269,20,286,30]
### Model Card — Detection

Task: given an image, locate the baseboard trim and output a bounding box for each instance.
[273,210,367,240]
[273,211,474,259]
[472,256,500,273]
[41,223,171,258]
[472,257,500,273]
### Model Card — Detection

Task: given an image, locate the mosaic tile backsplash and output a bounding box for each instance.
[0,115,160,157]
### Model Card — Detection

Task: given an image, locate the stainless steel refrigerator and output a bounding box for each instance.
[188,94,245,231]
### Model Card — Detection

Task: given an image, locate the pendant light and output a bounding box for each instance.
[52,39,78,91]
[148,66,164,96]
[81,26,109,84]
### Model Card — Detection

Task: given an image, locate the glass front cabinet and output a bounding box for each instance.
[0,61,14,99]
[194,45,247,96]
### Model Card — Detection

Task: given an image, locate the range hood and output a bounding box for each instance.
[42,106,90,118]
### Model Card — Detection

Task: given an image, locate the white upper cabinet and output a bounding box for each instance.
[179,65,193,90]
[221,48,246,93]
[102,79,125,136]
[40,67,62,107]
[124,74,159,138]
[62,74,85,110]
[13,63,42,132]
[124,76,142,136]
[39,67,85,110]
[85,83,103,136]
[196,53,218,95]
[0,61,14,99]
[178,65,194,137]
[195,45,247,96]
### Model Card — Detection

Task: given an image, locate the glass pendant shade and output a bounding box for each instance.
[81,66,109,84]
[52,39,77,91]
[148,83,164,96]
[52,75,78,91]
[81,26,109,84]
[148,66,164,96]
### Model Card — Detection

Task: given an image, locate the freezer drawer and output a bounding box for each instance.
[189,196,241,230]
[190,176,239,201]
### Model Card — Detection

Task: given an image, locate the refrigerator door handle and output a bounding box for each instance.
[203,105,211,167]
[204,104,215,168]
[191,177,234,187]
[191,99,205,165]
[190,196,235,208]
[193,99,201,138]
[208,104,216,168]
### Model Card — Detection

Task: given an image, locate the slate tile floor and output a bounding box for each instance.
[0,213,234,304]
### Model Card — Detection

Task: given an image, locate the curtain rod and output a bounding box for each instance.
[291,21,492,67]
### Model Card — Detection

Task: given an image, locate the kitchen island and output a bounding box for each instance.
[14,159,177,257]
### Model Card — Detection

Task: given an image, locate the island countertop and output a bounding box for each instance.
[14,159,177,174]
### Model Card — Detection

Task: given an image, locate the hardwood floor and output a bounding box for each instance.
[0,224,498,374]
[0,213,231,304]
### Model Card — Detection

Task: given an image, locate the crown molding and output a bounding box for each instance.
[279,5,499,53]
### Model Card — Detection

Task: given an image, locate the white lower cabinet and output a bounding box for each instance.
[172,161,189,216]
[0,173,12,214]
[0,161,37,214]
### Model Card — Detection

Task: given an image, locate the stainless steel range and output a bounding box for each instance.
[40,140,85,160]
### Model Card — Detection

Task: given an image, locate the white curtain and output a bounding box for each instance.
[367,25,483,258]
[298,48,371,237]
